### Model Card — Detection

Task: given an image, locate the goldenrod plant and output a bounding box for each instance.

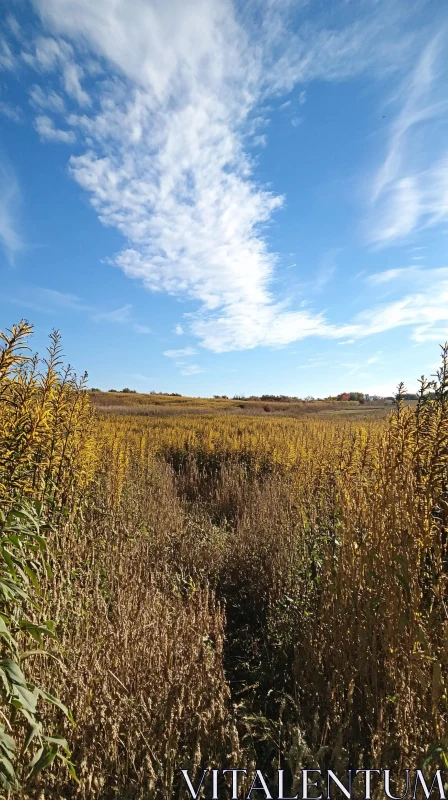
[3,320,448,797]
[0,322,95,794]
[0,321,96,516]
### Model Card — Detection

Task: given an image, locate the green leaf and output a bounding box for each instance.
[1,548,17,581]
[0,754,16,784]
[42,734,69,753]
[63,758,79,783]
[23,564,40,592]
[0,726,15,758]
[18,621,56,646]
[0,659,26,686]
[39,689,74,724]
[19,649,64,669]
[23,723,40,752]
[27,744,57,780]
[11,683,38,715]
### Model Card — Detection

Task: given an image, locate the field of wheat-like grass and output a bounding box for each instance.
[1,320,448,799]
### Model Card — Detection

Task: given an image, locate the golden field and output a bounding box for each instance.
[90,386,393,421]
[1,321,448,798]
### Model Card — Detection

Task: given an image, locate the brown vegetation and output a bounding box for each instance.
[1,321,448,798]
[91,389,393,421]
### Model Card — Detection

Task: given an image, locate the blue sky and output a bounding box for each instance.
[1,0,448,397]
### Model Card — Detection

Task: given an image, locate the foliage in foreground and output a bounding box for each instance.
[0,322,95,794]
[0,501,75,791]
[2,320,448,798]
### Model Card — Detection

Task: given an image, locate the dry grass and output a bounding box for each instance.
[2,322,448,798]
[91,389,394,421]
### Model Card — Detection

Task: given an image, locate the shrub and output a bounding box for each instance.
[0,320,97,792]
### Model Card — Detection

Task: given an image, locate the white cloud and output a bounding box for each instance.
[0,159,24,264]
[351,268,448,341]
[23,35,89,106]
[38,288,85,308]
[30,0,337,352]
[128,372,152,382]
[23,36,73,71]
[29,84,65,112]
[368,32,448,245]
[298,90,306,105]
[34,114,76,143]
[180,364,205,375]
[6,15,21,41]
[94,304,133,323]
[367,266,420,284]
[0,37,15,70]
[309,247,340,292]
[163,347,197,358]
[412,325,448,343]
[4,287,153,341]
[63,61,90,106]
[190,302,345,352]
[21,36,73,73]
[0,101,23,123]
[13,0,441,351]
[174,324,184,335]
[368,265,448,286]
[253,134,267,147]
[37,292,150,333]
[4,286,88,314]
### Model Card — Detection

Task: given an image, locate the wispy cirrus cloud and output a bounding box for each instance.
[367,30,448,245]
[94,303,151,333]
[164,346,203,375]
[3,286,151,334]
[0,158,25,265]
[351,267,448,340]
[366,266,422,284]
[367,265,448,285]
[179,364,205,376]
[163,348,197,358]
[412,326,448,343]
[93,304,133,324]
[2,287,88,315]
[3,0,430,352]
[2,0,445,362]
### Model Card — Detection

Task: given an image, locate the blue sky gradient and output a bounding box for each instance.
[1,0,448,397]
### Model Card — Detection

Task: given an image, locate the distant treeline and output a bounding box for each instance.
[89,388,420,402]
[90,388,183,396]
